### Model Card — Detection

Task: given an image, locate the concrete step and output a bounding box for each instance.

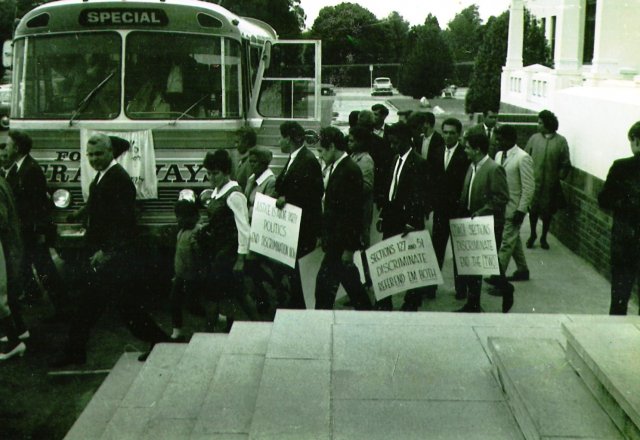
[265,309,333,360]
[191,322,272,438]
[140,333,228,439]
[101,343,188,440]
[563,322,640,440]
[489,337,623,440]
[64,352,144,440]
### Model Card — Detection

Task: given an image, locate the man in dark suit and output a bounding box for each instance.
[315,127,372,310]
[3,130,66,315]
[377,122,428,311]
[408,111,445,213]
[52,134,168,367]
[359,109,394,208]
[426,118,470,300]
[598,121,640,315]
[275,121,324,309]
[456,127,513,313]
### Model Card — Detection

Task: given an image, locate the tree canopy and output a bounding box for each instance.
[465,8,549,114]
[444,4,483,63]
[397,15,453,99]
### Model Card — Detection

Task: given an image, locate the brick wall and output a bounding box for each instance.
[552,168,613,280]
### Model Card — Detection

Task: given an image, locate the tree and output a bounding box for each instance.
[444,4,483,63]
[398,15,453,99]
[219,0,305,38]
[379,11,410,64]
[465,9,549,114]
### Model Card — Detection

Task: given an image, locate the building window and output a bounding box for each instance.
[582,0,597,65]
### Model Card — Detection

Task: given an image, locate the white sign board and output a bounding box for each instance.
[249,193,301,268]
[449,216,500,276]
[365,230,442,301]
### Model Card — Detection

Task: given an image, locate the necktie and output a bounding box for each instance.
[0,168,5,178]
[282,155,292,176]
[501,151,507,166]
[467,165,477,210]
[389,157,403,201]
[487,127,492,140]
[93,172,101,186]
[323,163,334,190]
[444,148,453,170]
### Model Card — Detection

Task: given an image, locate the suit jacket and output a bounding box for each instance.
[459,157,509,229]
[414,130,445,164]
[6,154,54,238]
[380,149,427,237]
[599,156,640,261]
[275,146,323,256]
[369,132,395,205]
[322,156,363,253]
[495,147,534,219]
[430,144,470,218]
[0,176,24,283]
[85,163,137,254]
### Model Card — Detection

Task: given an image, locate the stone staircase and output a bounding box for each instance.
[64,311,640,439]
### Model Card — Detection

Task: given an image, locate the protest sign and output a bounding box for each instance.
[365,231,442,301]
[449,216,500,276]
[249,193,301,268]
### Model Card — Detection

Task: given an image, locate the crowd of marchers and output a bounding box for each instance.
[0,106,639,366]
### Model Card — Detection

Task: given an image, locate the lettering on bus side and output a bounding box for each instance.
[45,152,208,184]
[79,9,169,27]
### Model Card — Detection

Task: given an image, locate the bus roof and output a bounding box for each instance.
[15,0,278,43]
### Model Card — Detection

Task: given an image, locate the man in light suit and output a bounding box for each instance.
[315,127,372,310]
[275,121,323,309]
[425,118,470,300]
[456,127,513,313]
[487,125,534,285]
[377,122,428,311]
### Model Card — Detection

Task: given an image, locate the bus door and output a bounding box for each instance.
[250,40,321,122]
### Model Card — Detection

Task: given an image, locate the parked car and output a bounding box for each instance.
[371,77,393,96]
[0,84,10,129]
[321,83,335,96]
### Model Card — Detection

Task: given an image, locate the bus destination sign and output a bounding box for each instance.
[79,9,169,26]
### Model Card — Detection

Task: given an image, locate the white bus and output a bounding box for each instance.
[10,0,328,247]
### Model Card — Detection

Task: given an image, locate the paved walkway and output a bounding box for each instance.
[337,216,633,316]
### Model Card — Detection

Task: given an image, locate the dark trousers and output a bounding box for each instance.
[458,222,507,308]
[315,250,371,310]
[609,225,640,315]
[67,252,168,355]
[21,234,66,309]
[427,211,466,295]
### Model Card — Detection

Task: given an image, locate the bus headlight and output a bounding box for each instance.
[178,189,196,202]
[52,189,71,208]
[199,189,214,208]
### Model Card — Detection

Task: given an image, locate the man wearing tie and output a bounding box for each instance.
[275,121,323,309]
[377,122,428,311]
[52,134,169,367]
[478,109,499,158]
[3,130,66,316]
[315,127,372,310]
[426,118,470,300]
[456,127,512,313]
[488,125,534,285]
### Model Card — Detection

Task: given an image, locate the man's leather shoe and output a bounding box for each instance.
[486,286,503,297]
[0,330,29,343]
[454,291,467,300]
[502,284,514,313]
[483,276,500,287]
[540,238,549,250]
[526,235,536,248]
[50,351,86,368]
[507,270,530,282]
[400,302,419,312]
[455,303,482,313]
[0,342,26,361]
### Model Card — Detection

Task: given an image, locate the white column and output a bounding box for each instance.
[505,0,524,69]
[590,0,640,78]
[553,0,582,72]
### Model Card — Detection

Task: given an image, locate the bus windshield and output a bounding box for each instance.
[125,32,241,120]
[13,32,121,119]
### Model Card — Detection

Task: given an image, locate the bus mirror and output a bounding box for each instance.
[2,40,12,69]
[262,42,271,70]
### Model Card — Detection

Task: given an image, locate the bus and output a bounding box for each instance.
[10,0,329,248]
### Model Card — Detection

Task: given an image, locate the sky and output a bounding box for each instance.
[300,0,512,29]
